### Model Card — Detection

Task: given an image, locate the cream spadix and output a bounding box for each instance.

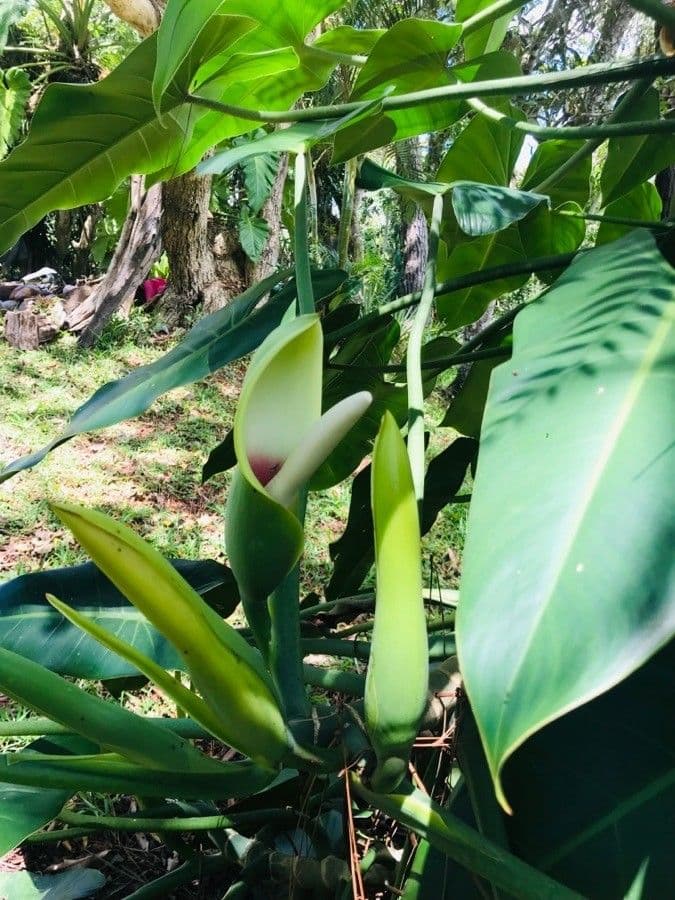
[225,314,372,655]
[266,391,373,508]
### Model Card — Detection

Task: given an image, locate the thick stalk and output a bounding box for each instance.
[329,346,513,374]
[467,96,675,140]
[187,57,675,124]
[326,250,579,345]
[560,211,672,229]
[337,158,358,268]
[0,716,208,739]
[294,152,315,315]
[406,193,444,509]
[58,807,298,833]
[532,78,653,195]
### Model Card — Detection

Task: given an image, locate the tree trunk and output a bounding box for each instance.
[248,154,289,283]
[399,206,428,295]
[159,169,232,324]
[75,176,162,346]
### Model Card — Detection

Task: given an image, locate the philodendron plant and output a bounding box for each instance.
[0,0,674,898]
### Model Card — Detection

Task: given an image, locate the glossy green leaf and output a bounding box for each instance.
[436,225,528,328]
[53,503,293,770]
[0,268,294,483]
[357,157,449,205]
[312,24,384,55]
[521,139,591,207]
[440,333,513,438]
[365,413,427,791]
[334,30,520,161]
[601,88,675,206]
[153,3,253,111]
[504,640,675,899]
[0,559,236,678]
[0,37,187,254]
[241,148,279,214]
[0,644,219,772]
[0,869,106,899]
[327,437,477,600]
[0,751,272,799]
[238,207,270,261]
[457,0,515,58]
[0,67,30,158]
[451,181,549,237]
[456,230,675,809]
[353,777,581,899]
[519,202,586,282]
[596,182,663,245]
[437,102,525,188]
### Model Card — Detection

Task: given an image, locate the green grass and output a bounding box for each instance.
[0,315,469,598]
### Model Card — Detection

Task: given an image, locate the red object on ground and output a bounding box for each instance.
[142,277,167,303]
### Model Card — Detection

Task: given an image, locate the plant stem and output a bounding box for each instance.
[25,826,97,843]
[294,152,315,315]
[407,193,444,508]
[325,250,579,344]
[627,0,675,30]
[328,346,512,374]
[467,96,675,139]
[269,564,312,719]
[531,78,653,194]
[186,57,675,124]
[560,210,673,229]
[462,0,529,35]
[351,777,584,900]
[337,157,358,268]
[302,664,366,695]
[58,807,298,833]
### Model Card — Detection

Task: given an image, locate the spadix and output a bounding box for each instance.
[225,314,372,655]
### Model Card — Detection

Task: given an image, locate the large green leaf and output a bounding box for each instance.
[436,224,528,328]
[436,102,525,189]
[0,269,321,483]
[521,139,591,207]
[601,88,675,206]
[241,146,280,214]
[451,182,548,237]
[0,67,30,159]
[312,24,383,56]
[504,640,675,898]
[456,230,675,808]
[457,0,515,58]
[332,33,521,160]
[238,207,270,261]
[0,559,236,678]
[0,869,105,899]
[596,181,663,246]
[153,1,253,111]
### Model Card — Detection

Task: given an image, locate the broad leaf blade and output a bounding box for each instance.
[238,207,270,261]
[456,230,675,807]
[457,0,515,58]
[451,181,548,237]
[596,182,663,246]
[504,640,675,898]
[601,88,675,206]
[0,559,236,678]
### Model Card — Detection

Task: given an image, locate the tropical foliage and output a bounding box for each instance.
[0,0,673,896]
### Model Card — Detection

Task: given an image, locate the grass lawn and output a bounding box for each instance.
[0,315,468,597]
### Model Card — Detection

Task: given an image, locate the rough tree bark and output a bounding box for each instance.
[75,176,162,346]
